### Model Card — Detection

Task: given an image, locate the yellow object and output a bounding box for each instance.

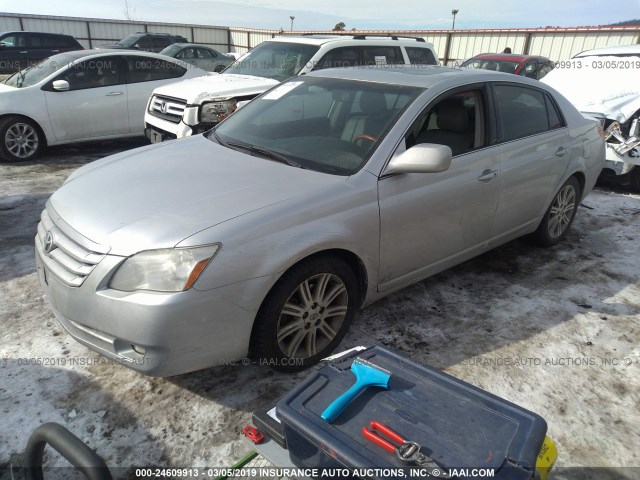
[535,435,558,480]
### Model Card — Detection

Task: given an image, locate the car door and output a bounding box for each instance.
[29,34,60,64]
[43,55,129,141]
[377,86,501,292]
[195,47,217,71]
[490,83,574,240]
[124,56,188,134]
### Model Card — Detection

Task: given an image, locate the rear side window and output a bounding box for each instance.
[405,47,437,65]
[494,84,561,142]
[362,46,403,65]
[127,56,187,82]
[197,48,215,58]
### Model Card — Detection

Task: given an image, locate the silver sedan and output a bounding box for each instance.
[35,66,605,376]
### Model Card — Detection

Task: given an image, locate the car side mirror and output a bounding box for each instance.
[52,80,70,91]
[386,143,452,175]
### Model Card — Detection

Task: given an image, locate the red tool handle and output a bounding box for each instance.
[362,421,406,454]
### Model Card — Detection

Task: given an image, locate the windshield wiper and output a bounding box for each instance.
[209,129,226,146]
[226,142,303,168]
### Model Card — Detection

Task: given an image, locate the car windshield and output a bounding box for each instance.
[209,76,422,176]
[4,53,77,88]
[160,44,182,56]
[223,41,319,81]
[461,59,521,74]
[118,34,143,47]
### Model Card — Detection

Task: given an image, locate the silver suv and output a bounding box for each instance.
[144,35,439,141]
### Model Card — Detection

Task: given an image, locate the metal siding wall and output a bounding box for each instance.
[88,22,142,43]
[2,13,640,61]
[449,32,528,62]
[21,17,88,38]
[193,27,229,49]
[146,25,192,41]
[529,31,640,60]
[0,16,21,31]
[248,31,274,48]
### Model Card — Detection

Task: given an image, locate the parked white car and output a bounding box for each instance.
[144,35,440,142]
[542,44,640,188]
[0,50,210,161]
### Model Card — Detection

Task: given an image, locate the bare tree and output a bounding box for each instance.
[123,0,138,21]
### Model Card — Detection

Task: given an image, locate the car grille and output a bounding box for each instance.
[148,95,187,123]
[36,209,108,287]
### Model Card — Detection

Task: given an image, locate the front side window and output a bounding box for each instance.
[55,56,122,91]
[126,56,187,83]
[406,47,437,65]
[0,34,26,48]
[176,48,197,59]
[118,34,143,48]
[407,90,486,156]
[494,84,556,142]
[315,47,360,69]
[224,41,319,81]
[211,77,422,175]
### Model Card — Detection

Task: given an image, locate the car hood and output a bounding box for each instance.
[151,73,279,104]
[542,55,640,123]
[50,135,343,256]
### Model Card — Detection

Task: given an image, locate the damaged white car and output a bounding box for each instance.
[543,44,640,189]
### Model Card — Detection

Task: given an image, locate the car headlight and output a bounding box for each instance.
[200,98,237,124]
[109,245,220,292]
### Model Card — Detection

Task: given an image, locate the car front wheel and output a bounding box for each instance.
[251,256,358,372]
[532,176,581,246]
[0,116,43,162]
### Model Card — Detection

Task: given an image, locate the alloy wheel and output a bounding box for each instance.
[5,122,39,159]
[547,185,576,238]
[276,272,349,359]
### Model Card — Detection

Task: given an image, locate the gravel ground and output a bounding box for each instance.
[1,140,639,479]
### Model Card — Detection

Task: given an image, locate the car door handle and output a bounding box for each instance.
[555,147,568,157]
[105,91,124,96]
[51,49,59,53]
[19,51,28,54]
[478,169,498,182]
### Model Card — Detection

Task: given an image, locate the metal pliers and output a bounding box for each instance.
[362,421,449,477]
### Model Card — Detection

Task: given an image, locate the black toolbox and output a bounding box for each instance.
[276,346,547,479]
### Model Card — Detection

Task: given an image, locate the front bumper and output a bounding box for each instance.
[35,243,277,376]
[604,145,640,175]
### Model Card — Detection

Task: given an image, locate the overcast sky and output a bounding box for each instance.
[0,0,637,30]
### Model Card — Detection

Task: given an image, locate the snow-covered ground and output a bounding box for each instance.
[1,140,639,479]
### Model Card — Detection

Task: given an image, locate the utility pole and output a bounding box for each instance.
[451,9,459,30]
[290,16,295,32]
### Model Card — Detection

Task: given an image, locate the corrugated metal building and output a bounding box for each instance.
[1,12,639,61]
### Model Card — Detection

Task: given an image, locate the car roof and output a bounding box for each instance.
[574,43,640,57]
[467,53,546,62]
[266,35,433,47]
[0,31,73,37]
[307,64,542,88]
[167,43,219,49]
[53,49,193,61]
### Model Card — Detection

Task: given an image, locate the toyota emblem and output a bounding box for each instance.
[43,231,55,254]
[160,101,168,114]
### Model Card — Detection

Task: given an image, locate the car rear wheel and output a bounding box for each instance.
[0,116,43,162]
[251,255,358,372]
[532,176,581,246]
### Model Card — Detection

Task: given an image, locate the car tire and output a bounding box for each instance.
[250,255,358,372]
[629,166,640,192]
[0,116,43,162]
[532,176,581,247]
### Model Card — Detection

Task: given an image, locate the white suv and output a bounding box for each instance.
[144,35,439,141]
